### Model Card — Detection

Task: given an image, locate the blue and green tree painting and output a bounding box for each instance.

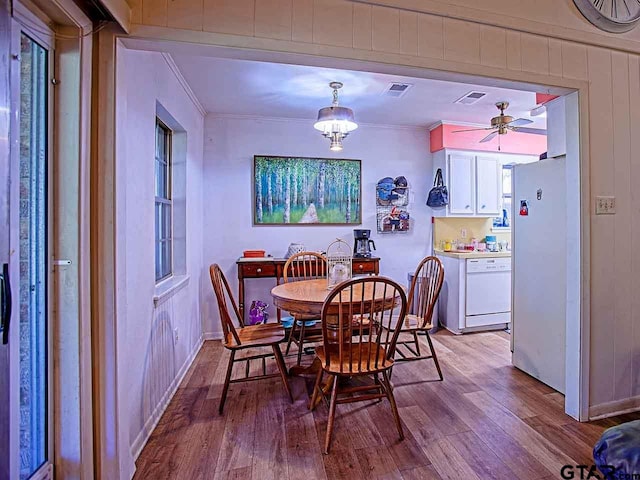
[254,156,361,225]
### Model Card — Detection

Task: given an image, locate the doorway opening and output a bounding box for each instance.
[111,36,585,469]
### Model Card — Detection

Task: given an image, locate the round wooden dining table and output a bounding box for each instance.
[271,278,401,376]
[271,278,399,318]
[272,277,404,409]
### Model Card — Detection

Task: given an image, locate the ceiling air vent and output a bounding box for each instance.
[383,83,413,98]
[455,91,487,105]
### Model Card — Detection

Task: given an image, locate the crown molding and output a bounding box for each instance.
[428,120,487,130]
[161,53,207,118]
[207,112,427,132]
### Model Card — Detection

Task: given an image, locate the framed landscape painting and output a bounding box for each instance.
[253,156,362,225]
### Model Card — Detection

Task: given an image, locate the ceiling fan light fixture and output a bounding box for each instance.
[314,82,358,150]
[450,100,545,150]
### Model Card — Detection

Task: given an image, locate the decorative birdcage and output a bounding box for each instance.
[326,238,352,289]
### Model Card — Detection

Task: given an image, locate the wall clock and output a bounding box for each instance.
[573,0,640,33]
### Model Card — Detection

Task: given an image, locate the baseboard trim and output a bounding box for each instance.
[129,335,205,466]
[203,331,223,341]
[589,395,640,420]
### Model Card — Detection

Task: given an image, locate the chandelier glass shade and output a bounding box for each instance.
[314,82,358,151]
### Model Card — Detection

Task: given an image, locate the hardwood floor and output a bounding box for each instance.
[133,330,640,479]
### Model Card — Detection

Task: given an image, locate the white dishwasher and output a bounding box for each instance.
[465,257,511,328]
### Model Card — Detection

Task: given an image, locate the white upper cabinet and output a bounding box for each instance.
[432,149,511,218]
[475,156,501,216]
[448,154,475,214]
[431,148,539,217]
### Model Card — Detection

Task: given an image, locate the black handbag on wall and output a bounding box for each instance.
[426,168,449,208]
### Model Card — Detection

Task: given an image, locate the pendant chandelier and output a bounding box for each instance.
[314,82,358,152]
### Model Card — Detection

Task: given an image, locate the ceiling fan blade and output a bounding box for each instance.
[452,127,494,133]
[507,118,533,127]
[512,127,547,135]
[480,131,499,143]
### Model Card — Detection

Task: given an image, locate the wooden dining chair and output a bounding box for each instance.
[309,276,407,454]
[209,264,293,414]
[392,256,445,380]
[283,252,327,366]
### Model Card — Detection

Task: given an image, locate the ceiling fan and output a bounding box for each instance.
[453,101,547,143]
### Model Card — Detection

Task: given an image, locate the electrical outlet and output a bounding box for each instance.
[173,327,179,344]
[595,196,616,215]
[460,228,467,238]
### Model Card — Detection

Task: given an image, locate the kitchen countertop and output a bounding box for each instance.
[434,249,512,259]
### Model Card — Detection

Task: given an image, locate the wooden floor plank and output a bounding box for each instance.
[465,390,574,475]
[251,378,289,480]
[214,466,253,480]
[400,465,442,480]
[213,385,258,474]
[448,430,519,480]
[355,445,403,479]
[321,445,367,480]
[284,397,327,480]
[133,335,638,480]
[398,405,445,446]
[419,383,550,480]
[367,401,431,472]
[532,424,596,465]
[425,437,481,480]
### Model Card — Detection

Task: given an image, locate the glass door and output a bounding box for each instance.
[16,31,49,480]
[0,0,12,477]
[4,12,52,479]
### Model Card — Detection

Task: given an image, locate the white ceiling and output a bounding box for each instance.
[172,54,548,130]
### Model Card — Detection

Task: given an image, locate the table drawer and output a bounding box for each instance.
[353,261,376,275]
[240,263,277,278]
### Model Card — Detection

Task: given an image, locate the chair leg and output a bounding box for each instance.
[285,320,298,355]
[324,375,339,455]
[308,367,324,411]
[412,330,421,356]
[424,331,444,381]
[296,321,307,366]
[373,373,383,403]
[382,370,404,441]
[272,344,294,403]
[219,350,236,414]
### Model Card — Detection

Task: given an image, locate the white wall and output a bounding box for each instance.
[202,116,433,337]
[115,47,204,475]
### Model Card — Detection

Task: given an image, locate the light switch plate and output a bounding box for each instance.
[595,196,616,215]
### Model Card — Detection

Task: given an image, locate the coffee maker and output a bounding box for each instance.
[353,229,376,258]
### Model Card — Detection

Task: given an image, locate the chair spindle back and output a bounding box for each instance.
[283,251,327,283]
[320,276,407,374]
[406,256,444,329]
[209,264,243,346]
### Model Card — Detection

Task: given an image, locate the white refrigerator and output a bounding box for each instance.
[511,157,567,394]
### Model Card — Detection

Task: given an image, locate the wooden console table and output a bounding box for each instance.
[236,256,380,323]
